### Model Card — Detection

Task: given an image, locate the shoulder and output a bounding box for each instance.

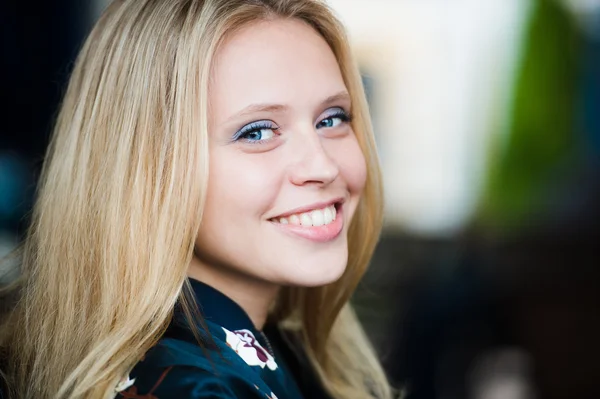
[115,338,276,399]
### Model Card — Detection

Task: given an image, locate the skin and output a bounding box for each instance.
[188,18,367,329]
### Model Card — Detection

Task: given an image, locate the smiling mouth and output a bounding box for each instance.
[268,202,344,243]
[269,203,339,227]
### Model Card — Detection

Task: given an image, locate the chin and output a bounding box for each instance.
[279,255,348,288]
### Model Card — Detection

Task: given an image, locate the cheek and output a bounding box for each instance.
[330,136,367,195]
[195,151,280,258]
[204,150,281,222]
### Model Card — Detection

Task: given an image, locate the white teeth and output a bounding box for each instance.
[323,207,333,224]
[300,213,312,226]
[311,209,325,226]
[273,204,338,227]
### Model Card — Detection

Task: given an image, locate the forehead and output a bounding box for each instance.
[210,18,347,117]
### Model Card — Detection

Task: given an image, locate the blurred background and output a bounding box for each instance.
[1,0,598,398]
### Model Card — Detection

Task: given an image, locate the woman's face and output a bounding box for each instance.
[194,18,367,288]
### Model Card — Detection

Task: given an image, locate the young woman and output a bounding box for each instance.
[0,0,391,398]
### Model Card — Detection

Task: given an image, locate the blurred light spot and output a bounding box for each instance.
[469,348,538,399]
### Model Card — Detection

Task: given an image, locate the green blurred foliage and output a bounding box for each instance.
[480,0,583,230]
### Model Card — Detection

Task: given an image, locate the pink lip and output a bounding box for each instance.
[269,203,344,243]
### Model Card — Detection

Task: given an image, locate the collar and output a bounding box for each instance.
[187,278,261,336]
[166,279,331,399]
[164,278,272,358]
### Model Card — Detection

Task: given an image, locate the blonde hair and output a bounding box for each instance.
[0,1,389,398]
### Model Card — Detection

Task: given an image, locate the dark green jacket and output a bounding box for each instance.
[114,279,331,399]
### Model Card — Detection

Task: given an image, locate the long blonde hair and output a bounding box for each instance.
[0,1,389,398]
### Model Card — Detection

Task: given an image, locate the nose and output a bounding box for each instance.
[288,126,339,187]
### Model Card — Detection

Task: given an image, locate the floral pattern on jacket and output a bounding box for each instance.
[223,328,278,371]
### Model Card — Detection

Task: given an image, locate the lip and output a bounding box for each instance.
[269,202,344,243]
[269,197,345,220]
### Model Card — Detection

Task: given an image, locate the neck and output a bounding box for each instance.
[187,255,279,330]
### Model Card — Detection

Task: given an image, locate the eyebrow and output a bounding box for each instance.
[227,91,352,121]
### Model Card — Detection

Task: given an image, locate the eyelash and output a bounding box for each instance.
[319,110,353,127]
[233,108,353,144]
[233,121,280,144]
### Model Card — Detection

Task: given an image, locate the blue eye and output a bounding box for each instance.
[234,121,279,143]
[316,108,352,129]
